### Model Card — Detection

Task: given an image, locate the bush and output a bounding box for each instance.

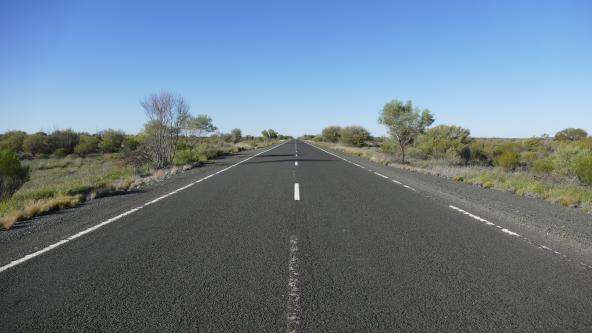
[340,126,370,147]
[575,156,592,185]
[0,149,30,199]
[74,134,100,156]
[48,129,80,155]
[494,151,520,170]
[121,136,140,152]
[321,126,342,142]
[174,148,200,164]
[100,129,126,153]
[531,159,554,174]
[553,143,589,176]
[554,128,588,141]
[229,128,242,143]
[0,131,27,153]
[23,132,51,156]
[459,145,472,165]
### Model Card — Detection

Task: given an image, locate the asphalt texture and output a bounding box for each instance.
[1,140,592,331]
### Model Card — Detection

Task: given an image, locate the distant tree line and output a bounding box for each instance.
[309,99,591,185]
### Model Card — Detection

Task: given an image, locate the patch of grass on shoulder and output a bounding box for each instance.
[1,155,136,229]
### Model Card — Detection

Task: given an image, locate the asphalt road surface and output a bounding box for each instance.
[2,140,592,331]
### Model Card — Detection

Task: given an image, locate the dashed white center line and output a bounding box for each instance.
[294,183,300,201]
[286,235,300,333]
[295,161,298,166]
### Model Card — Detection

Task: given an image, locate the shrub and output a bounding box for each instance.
[321,126,342,142]
[0,149,30,199]
[230,128,242,143]
[340,126,370,147]
[48,129,80,155]
[494,151,520,170]
[459,145,472,165]
[531,159,554,174]
[74,134,100,156]
[554,128,588,141]
[121,136,140,152]
[553,143,589,176]
[100,129,126,153]
[23,132,51,156]
[575,156,592,185]
[0,131,27,153]
[174,148,200,164]
[53,148,68,158]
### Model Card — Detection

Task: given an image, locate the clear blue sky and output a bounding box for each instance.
[1,0,590,137]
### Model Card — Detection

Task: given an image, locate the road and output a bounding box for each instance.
[1,140,592,331]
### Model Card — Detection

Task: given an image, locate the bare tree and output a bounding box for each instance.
[141,91,190,168]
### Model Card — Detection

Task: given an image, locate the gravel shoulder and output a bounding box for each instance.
[0,147,269,267]
[309,142,592,266]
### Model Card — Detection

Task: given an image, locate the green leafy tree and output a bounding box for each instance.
[554,128,588,141]
[0,149,29,199]
[378,100,434,163]
[340,126,370,147]
[262,129,279,140]
[188,114,217,138]
[321,126,342,142]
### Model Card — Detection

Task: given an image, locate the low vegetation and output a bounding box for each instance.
[0,91,289,229]
[306,99,592,214]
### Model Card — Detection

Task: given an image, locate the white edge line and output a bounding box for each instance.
[0,141,288,274]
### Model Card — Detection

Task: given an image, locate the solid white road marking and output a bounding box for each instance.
[403,185,417,191]
[374,172,389,179]
[0,141,288,274]
[305,142,423,194]
[286,235,300,333]
[446,205,592,270]
[294,183,300,201]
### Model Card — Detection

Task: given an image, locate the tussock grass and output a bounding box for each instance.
[0,155,135,229]
[315,141,592,214]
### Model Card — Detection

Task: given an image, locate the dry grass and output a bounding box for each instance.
[0,155,134,229]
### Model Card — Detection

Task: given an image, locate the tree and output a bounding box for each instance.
[141,91,190,168]
[378,100,434,163]
[554,128,588,141]
[262,129,278,140]
[0,131,27,153]
[188,114,217,138]
[0,149,29,199]
[99,129,126,153]
[321,126,342,142]
[340,126,370,147]
[47,129,80,155]
[74,134,100,156]
[23,132,50,156]
[230,128,242,143]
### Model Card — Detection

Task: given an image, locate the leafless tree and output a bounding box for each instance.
[140,91,190,168]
